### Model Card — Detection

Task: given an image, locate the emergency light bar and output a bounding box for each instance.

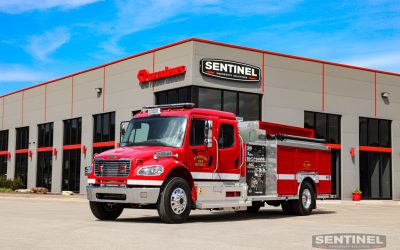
[143,103,195,110]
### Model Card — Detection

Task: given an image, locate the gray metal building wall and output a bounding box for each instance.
[1,39,399,200]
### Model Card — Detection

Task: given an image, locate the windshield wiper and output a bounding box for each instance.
[126,140,169,147]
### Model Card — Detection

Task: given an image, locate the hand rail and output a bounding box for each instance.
[213,137,219,173]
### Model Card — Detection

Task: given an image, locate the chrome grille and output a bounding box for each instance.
[94,158,131,177]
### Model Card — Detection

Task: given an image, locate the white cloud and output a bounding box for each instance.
[344,52,400,73]
[0,64,51,83]
[0,0,102,14]
[25,27,71,61]
[98,0,302,55]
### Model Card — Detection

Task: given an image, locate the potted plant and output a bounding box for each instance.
[352,188,362,201]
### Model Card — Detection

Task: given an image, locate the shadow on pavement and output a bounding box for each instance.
[113,208,336,224]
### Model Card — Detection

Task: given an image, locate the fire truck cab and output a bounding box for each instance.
[86,103,333,223]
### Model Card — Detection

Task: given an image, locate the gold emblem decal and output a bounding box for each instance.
[303,161,311,168]
[194,155,208,167]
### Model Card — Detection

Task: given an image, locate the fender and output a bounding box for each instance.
[161,162,196,203]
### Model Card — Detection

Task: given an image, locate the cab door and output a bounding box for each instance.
[186,115,217,177]
[216,119,241,179]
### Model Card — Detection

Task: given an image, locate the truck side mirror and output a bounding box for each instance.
[120,121,129,140]
[204,120,213,147]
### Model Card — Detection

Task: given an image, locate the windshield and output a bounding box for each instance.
[120,116,187,147]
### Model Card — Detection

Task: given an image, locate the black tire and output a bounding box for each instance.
[157,177,192,224]
[291,181,315,216]
[89,201,124,220]
[246,201,263,213]
[281,201,295,215]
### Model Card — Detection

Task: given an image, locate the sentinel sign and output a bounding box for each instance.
[312,233,386,249]
[200,59,260,82]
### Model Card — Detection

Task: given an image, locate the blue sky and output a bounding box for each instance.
[0,0,399,95]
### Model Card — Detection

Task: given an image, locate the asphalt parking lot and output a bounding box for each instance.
[0,194,399,250]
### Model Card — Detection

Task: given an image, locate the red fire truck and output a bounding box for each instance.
[86,103,333,223]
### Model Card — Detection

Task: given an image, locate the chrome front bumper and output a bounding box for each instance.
[86,186,160,204]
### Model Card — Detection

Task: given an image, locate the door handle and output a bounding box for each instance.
[234,158,239,168]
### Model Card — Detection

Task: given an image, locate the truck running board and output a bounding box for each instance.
[196,200,252,210]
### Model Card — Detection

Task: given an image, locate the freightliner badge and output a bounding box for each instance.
[200,59,261,82]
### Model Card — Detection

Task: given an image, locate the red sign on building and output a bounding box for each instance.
[137,66,186,83]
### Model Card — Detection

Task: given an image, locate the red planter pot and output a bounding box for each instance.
[352,193,362,201]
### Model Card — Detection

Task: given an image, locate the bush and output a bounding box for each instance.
[0,176,23,190]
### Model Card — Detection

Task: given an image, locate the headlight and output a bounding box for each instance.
[137,165,164,176]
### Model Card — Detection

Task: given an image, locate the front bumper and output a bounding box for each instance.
[86,186,160,204]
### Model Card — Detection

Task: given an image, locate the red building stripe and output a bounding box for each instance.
[1,97,4,129]
[63,144,81,150]
[93,141,115,148]
[71,77,74,117]
[152,52,155,91]
[374,72,377,117]
[21,91,24,126]
[102,67,106,112]
[0,151,9,155]
[15,149,29,154]
[262,53,265,93]
[37,147,53,152]
[44,84,47,121]
[325,144,341,150]
[359,146,392,153]
[322,64,325,112]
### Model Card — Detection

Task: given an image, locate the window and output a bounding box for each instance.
[155,87,191,105]
[93,112,115,143]
[304,111,341,198]
[190,119,206,146]
[93,112,115,155]
[0,130,8,177]
[238,92,260,121]
[63,118,82,193]
[0,130,8,151]
[121,116,187,148]
[223,91,237,114]
[218,124,235,148]
[359,118,391,148]
[359,117,392,199]
[15,127,29,188]
[38,123,53,148]
[37,123,54,191]
[155,86,261,121]
[16,127,29,149]
[198,88,222,110]
[63,118,82,145]
[304,111,341,144]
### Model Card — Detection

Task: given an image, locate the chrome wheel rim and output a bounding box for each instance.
[302,189,312,209]
[170,188,187,215]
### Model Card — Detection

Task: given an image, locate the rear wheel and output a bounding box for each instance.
[89,202,124,220]
[157,177,192,224]
[292,182,315,216]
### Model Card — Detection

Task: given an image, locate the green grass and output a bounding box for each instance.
[0,187,12,193]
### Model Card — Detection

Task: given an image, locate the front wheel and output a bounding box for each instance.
[89,202,124,220]
[157,177,192,224]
